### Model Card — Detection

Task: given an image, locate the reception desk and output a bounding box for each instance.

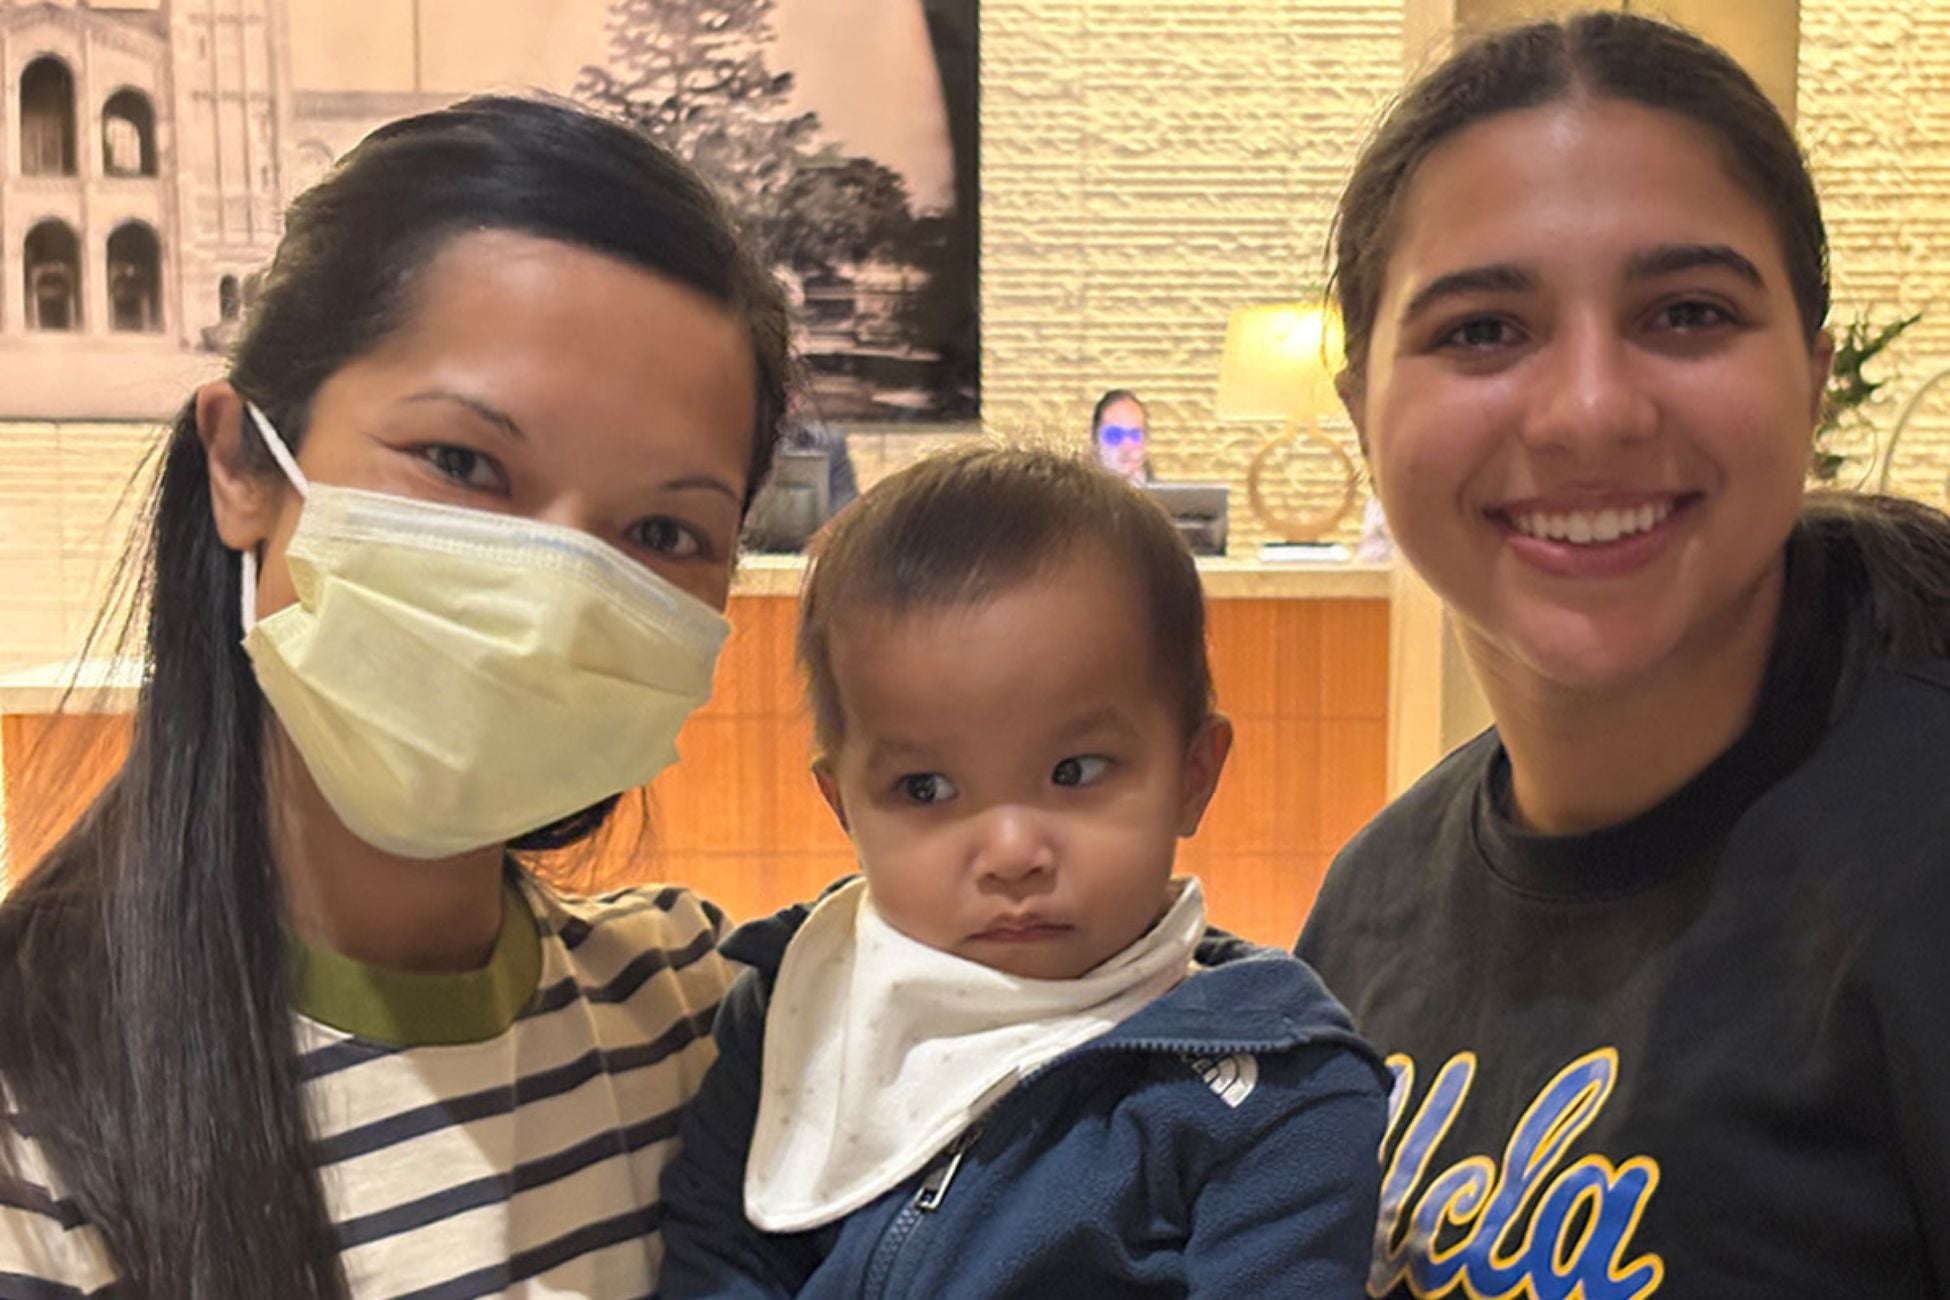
[0,558,1403,948]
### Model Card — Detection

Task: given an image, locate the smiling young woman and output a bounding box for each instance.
[1297,13,1950,1298]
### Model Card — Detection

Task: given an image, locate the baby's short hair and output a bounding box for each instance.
[797,443,1213,752]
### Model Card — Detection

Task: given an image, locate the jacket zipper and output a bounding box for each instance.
[916,1125,980,1211]
[862,1125,983,1298]
[857,1034,1310,1297]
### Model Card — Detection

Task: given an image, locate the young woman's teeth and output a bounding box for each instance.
[1511,502,1672,544]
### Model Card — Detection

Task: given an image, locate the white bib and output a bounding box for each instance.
[745,877,1205,1231]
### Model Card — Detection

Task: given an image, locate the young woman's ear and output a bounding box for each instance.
[813,758,851,835]
[1808,329,1837,425]
[1176,714,1234,837]
[195,380,287,553]
[1336,368,1369,459]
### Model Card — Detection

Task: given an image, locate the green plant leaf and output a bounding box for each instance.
[1812,308,1924,480]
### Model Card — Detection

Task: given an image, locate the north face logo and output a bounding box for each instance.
[1184,1052,1259,1108]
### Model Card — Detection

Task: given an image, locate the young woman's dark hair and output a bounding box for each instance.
[798,444,1213,749]
[1332,10,1828,377]
[1792,491,1950,704]
[1331,9,1950,689]
[0,94,789,1300]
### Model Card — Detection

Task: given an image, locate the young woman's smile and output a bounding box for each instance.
[1487,490,1702,580]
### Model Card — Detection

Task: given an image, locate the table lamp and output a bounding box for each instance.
[1215,301,1360,543]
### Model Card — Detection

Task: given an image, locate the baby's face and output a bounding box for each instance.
[814,549,1229,979]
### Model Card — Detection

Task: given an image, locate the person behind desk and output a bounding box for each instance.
[1091,388,1154,484]
[740,393,858,554]
[783,391,859,513]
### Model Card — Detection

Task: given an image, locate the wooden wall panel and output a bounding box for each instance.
[1178,598,1388,942]
[2,595,1390,947]
[1,712,131,878]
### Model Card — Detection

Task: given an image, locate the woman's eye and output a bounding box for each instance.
[1052,755,1110,788]
[1652,300,1730,332]
[421,444,506,492]
[1442,317,1519,350]
[629,516,709,560]
[897,773,958,805]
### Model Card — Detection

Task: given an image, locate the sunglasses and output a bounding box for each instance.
[1097,423,1145,447]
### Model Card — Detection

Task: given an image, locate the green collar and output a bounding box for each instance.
[286,879,543,1046]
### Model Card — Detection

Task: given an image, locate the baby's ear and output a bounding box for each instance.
[1176,714,1234,837]
[812,758,850,835]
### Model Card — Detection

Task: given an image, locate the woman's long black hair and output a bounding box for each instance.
[0,95,789,1299]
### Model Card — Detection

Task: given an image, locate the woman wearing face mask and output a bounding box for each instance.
[0,97,789,1298]
[1296,14,1950,1297]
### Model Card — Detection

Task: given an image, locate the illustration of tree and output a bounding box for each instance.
[898,211,978,415]
[579,0,975,417]
[576,0,820,247]
[766,153,916,270]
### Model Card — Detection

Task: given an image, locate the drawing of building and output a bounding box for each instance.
[0,0,972,425]
[0,0,280,412]
[0,0,603,420]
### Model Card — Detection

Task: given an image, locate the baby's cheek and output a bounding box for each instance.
[859,855,953,941]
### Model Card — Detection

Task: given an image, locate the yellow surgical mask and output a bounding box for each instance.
[238,404,728,859]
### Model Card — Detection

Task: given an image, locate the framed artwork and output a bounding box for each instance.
[0,0,978,423]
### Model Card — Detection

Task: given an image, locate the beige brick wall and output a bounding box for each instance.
[977,0,1950,532]
[7,1,1950,675]
[1801,0,1950,503]
[0,421,160,674]
[980,0,1402,551]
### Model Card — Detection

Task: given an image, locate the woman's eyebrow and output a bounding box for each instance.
[1625,242,1765,287]
[661,474,742,505]
[1401,263,1534,324]
[400,388,527,441]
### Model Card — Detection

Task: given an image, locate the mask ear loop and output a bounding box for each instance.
[238,403,312,637]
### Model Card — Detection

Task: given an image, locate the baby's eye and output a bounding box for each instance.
[897,773,958,805]
[1051,755,1110,788]
[420,444,507,493]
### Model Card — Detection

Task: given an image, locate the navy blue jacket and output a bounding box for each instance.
[660,900,1389,1299]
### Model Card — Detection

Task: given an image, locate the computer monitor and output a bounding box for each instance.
[743,448,832,553]
[1142,481,1229,557]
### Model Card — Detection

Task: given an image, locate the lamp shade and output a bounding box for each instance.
[1215,302,1345,419]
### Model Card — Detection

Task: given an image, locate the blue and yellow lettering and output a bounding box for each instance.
[1368,1048,1665,1300]
[1412,1157,1496,1290]
[1523,1157,1663,1300]
[1373,1053,1476,1295]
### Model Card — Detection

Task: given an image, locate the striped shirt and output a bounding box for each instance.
[0,876,735,1298]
